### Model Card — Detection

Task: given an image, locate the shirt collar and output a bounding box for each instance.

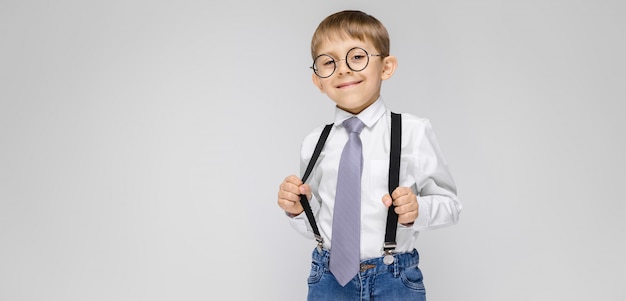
[333,97,386,128]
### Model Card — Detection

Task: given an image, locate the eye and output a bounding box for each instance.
[349,51,367,62]
[322,59,335,66]
[315,55,335,69]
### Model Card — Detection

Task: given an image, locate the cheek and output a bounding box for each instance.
[318,79,333,92]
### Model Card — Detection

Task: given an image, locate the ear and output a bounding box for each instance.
[312,72,326,93]
[381,55,398,80]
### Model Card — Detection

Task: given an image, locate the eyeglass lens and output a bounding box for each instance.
[313,47,371,78]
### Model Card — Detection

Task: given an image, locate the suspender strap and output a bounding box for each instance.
[384,112,402,252]
[299,112,402,251]
[299,123,333,245]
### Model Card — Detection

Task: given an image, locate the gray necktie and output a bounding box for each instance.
[330,117,365,286]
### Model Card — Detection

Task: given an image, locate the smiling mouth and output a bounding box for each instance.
[336,80,362,88]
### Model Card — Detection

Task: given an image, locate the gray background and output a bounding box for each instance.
[1,0,624,300]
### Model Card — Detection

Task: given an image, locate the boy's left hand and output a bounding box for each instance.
[382,187,418,226]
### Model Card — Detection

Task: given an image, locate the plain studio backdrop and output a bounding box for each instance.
[1,0,624,300]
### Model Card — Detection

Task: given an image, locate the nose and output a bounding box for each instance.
[335,59,351,74]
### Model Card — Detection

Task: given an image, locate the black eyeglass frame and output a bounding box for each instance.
[310,47,386,78]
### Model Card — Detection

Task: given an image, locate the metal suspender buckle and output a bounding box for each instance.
[315,235,324,253]
[383,243,396,265]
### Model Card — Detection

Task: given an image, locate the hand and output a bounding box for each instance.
[382,187,418,225]
[277,175,311,216]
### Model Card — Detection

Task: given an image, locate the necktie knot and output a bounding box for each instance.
[343,117,365,134]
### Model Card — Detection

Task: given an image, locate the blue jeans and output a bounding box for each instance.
[307,248,426,301]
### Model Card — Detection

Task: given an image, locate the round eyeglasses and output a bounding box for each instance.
[310,47,385,78]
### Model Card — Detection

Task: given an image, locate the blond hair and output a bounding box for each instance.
[311,10,390,59]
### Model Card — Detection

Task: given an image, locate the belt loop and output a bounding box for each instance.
[393,258,400,277]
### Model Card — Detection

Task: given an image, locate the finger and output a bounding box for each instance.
[277,189,299,202]
[299,184,312,200]
[277,192,304,214]
[392,194,413,207]
[391,186,411,200]
[278,199,304,215]
[279,185,299,202]
[394,188,417,206]
[397,210,418,225]
[277,175,305,216]
[285,175,303,186]
[395,202,418,221]
[394,202,415,214]
[394,199,418,217]
[381,194,392,208]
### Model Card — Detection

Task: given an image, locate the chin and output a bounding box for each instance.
[339,105,366,114]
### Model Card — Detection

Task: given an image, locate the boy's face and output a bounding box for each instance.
[312,37,396,115]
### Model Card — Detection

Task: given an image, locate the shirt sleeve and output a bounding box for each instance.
[409,119,462,230]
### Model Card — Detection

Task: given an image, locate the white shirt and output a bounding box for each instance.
[289,97,462,260]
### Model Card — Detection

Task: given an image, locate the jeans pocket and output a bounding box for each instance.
[400,265,426,292]
[307,262,323,284]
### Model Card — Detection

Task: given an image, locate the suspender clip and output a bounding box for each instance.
[383,242,396,265]
[383,242,397,251]
[315,235,324,252]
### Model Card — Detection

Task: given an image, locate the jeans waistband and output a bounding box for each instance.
[311,248,420,277]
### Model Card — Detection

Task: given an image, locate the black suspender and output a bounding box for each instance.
[384,112,402,254]
[299,112,402,254]
[299,123,333,247]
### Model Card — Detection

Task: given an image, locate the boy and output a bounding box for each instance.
[277,10,462,300]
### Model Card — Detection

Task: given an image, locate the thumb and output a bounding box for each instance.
[299,184,312,200]
[381,194,392,208]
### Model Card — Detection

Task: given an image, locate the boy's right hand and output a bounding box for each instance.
[277,175,311,216]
